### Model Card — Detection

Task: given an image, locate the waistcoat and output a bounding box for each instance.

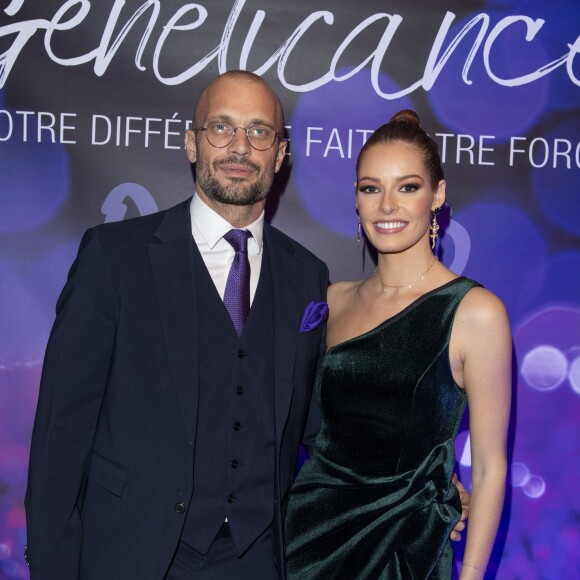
[181,240,275,556]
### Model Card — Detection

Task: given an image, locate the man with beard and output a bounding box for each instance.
[25,71,329,579]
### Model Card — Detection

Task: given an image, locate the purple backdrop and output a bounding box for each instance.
[1,0,579,578]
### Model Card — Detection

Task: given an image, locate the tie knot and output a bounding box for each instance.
[224,229,251,254]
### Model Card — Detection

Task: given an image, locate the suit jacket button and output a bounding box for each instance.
[227,494,235,503]
[175,501,186,513]
[237,350,246,358]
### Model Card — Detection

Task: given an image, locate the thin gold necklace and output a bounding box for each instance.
[374,256,438,291]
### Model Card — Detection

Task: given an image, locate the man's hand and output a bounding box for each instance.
[450,473,470,541]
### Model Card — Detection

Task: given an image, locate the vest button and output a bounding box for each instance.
[233,422,242,431]
[175,501,186,514]
[227,494,235,503]
[236,386,245,395]
[231,460,239,468]
[237,350,246,358]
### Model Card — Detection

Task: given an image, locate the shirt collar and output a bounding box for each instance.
[190,193,264,252]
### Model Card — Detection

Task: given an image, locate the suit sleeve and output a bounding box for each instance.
[25,227,117,579]
[301,263,329,455]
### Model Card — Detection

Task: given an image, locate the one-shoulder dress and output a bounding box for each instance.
[285,277,481,579]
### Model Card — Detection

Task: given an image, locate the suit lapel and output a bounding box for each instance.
[148,199,198,443]
[264,225,304,432]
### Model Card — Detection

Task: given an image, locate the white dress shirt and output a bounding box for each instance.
[189,193,264,305]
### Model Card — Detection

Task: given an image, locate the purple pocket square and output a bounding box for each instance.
[300,301,329,333]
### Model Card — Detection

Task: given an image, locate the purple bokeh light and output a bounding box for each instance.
[531,118,580,236]
[0,109,69,233]
[506,306,580,577]
[449,202,547,321]
[428,12,550,140]
[290,69,413,237]
[482,0,580,113]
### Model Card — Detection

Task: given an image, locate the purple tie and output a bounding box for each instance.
[223,229,252,336]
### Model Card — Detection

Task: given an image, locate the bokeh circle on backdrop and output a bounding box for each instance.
[428,11,550,140]
[0,108,70,233]
[290,69,413,237]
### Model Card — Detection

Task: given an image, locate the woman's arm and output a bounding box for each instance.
[455,288,512,578]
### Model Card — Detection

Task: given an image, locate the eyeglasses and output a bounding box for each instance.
[193,121,287,151]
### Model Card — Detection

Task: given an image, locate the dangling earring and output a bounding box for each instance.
[356,208,361,248]
[430,206,440,250]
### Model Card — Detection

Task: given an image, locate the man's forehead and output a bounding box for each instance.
[200,80,281,124]
[207,78,274,104]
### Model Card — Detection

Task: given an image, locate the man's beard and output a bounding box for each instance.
[196,155,275,206]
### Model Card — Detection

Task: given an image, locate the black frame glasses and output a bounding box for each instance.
[193,121,288,151]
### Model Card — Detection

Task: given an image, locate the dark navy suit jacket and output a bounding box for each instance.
[25,198,328,579]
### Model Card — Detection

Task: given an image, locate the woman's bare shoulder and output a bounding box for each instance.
[453,286,511,356]
[458,286,509,325]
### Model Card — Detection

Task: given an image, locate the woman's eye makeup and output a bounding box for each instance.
[357,180,423,194]
[358,184,380,193]
[399,182,420,193]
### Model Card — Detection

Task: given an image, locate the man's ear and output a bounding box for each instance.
[185,130,197,164]
[274,140,288,173]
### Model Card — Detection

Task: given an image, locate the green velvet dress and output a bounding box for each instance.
[285,277,480,579]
